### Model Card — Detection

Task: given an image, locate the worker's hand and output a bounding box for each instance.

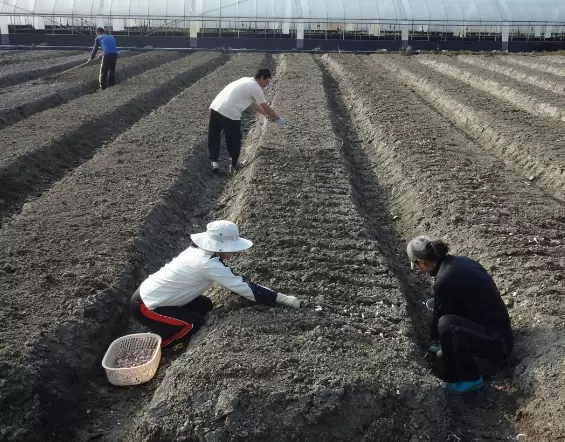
[275,116,286,126]
[429,344,441,354]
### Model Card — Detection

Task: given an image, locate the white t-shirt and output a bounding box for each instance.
[210,77,267,120]
[139,247,256,309]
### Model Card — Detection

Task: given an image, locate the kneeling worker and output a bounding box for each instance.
[208,68,285,174]
[407,236,513,394]
[130,220,300,348]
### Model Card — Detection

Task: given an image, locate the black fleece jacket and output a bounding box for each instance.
[431,255,513,348]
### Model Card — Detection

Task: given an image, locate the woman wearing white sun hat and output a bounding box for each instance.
[130,220,300,348]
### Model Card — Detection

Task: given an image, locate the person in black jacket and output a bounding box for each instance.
[407,236,513,394]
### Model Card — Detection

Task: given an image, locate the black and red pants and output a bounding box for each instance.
[130,289,213,347]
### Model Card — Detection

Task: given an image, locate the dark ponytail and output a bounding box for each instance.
[424,240,449,261]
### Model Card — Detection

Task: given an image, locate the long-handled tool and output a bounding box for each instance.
[41,55,101,82]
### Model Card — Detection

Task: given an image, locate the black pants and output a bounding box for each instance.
[99,53,118,90]
[208,109,242,166]
[130,289,213,347]
[439,314,511,383]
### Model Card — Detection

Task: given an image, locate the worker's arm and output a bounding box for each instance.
[260,103,282,121]
[202,258,276,305]
[251,85,282,122]
[89,37,101,61]
[431,278,457,340]
[251,102,267,116]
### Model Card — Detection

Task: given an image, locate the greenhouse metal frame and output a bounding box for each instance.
[2,0,565,51]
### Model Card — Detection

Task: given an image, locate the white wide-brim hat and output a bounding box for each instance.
[191,220,253,253]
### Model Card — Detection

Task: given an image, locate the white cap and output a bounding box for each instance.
[406,235,435,269]
[191,220,253,253]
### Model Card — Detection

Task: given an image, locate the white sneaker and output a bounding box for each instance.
[276,293,301,308]
[211,161,220,173]
[229,161,246,174]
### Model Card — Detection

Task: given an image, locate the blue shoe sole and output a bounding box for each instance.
[442,381,484,395]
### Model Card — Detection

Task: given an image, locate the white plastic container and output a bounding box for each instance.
[102,333,162,386]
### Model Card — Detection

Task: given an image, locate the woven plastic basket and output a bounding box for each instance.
[102,333,162,386]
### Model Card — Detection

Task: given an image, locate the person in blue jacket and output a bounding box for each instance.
[88,27,118,90]
[407,236,513,394]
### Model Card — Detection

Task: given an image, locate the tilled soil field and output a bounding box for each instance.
[0,50,164,129]
[0,52,89,87]
[0,50,84,67]
[0,51,223,223]
[0,51,564,442]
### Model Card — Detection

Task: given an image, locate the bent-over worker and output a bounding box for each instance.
[130,220,301,348]
[208,68,285,174]
[407,236,513,394]
[88,27,118,91]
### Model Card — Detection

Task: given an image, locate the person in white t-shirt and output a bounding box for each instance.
[208,68,285,174]
[130,220,300,348]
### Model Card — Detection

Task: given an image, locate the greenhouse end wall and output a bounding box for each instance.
[2,33,565,52]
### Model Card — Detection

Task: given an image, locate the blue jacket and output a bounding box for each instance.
[91,33,118,58]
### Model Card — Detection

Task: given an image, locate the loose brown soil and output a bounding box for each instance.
[0,50,169,129]
[382,55,565,203]
[1,51,565,442]
[0,50,84,67]
[0,52,87,87]
[0,51,225,223]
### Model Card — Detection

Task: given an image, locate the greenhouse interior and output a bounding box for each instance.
[1,0,565,51]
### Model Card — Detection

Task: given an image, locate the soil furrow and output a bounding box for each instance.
[0,53,87,87]
[132,53,448,442]
[0,52,225,224]
[417,56,565,122]
[0,50,85,67]
[0,51,171,129]
[502,55,565,77]
[74,55,278,442]
[325,53,565,442]
[382,56,565,202]
[0,52,270,442]
[458,55,565,96]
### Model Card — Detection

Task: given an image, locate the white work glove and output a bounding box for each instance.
[276,293,300,308]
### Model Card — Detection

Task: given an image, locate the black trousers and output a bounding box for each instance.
[99,53,118,90]
[439,314,511,383]
[130,289,213,347]
[207,109,242,166]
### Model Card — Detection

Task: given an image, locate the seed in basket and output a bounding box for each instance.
[115,348,154,368]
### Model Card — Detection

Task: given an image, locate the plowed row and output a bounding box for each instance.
[0,51,224,223]
[0,50,163,129]
[133,53,447,442]
[0,50,84,66]
[0,51,564,442]
[0,52,88,87]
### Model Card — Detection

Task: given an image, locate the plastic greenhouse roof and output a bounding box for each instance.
[1,0,564,24]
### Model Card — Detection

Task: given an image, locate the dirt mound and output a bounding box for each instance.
[0,53,87,87]
[0,52,224,223]
[0,51,175,129]
[1,50,565,442]
[0,52,273,442]
[0,50,84,67]
[131,54,449,442]
[325,53,565,441]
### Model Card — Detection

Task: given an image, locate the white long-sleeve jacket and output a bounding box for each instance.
[139,247,257,310]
